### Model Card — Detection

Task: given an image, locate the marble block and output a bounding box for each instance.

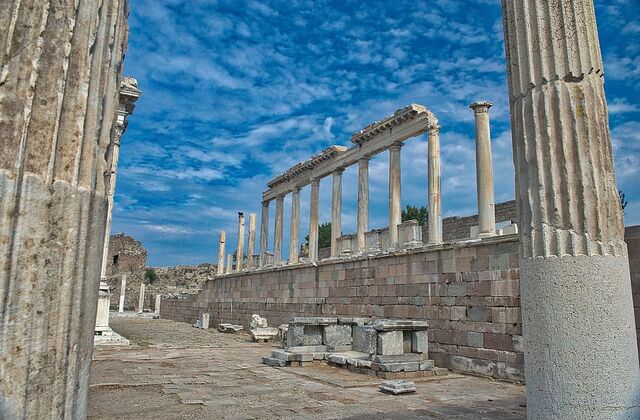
[323,324,352,347]
[412,330,429,354]
[353,325,377,354]
[377,331,403,355]
[379,380,416,395]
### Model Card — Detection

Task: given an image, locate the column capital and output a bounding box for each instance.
[388,141,403,152]
[333,167,345,175]
[470,101,493,113]
[428,124,441,135]
[358,157,370,166]
[291,186,301,193]
[310,177,320,185]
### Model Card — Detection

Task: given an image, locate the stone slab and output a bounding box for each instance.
[338,317,370,326]
[372,354,430,364]
[353,325,377,354]
[377,331,403,355]
[379,380,417,395]
[327,351,369,365]
[372,319,429,331]
[372,362,420,373]
[262,356,286,367]
[285,345,327,353]
[289,317,337,325]
[323,324,352,347]
[217,323,243,333]
[412,330,429,354]
[250,327,278,341]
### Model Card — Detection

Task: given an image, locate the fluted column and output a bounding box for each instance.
[308,179,320,262]
[427,125,442,244]
[236,212,245,271]
[289,188,301,263]
[0,1,129,418]
[388,143,403,247]
[357,158,369,253]
[273,195,284,263]
[247,213,256,269]
[502,1,639,418]
[259,201,270,267]
[217,231,226,275]
[470,101,496,238]
[331,169,344,257]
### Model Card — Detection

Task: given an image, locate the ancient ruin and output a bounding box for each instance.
[1,0,639,419]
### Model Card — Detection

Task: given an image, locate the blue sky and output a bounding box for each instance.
[116,0,640,266]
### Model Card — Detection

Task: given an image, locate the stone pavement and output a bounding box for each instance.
[89,317,526,419]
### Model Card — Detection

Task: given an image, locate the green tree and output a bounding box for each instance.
[304,222,332,249]
[144,268,158,284]
[402,205,428,225]
[619,190,628,214]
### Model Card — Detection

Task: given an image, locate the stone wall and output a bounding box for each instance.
[162,236,524,382]
[107,233,148,276]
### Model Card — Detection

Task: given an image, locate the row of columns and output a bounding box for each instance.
[216,212,256,274]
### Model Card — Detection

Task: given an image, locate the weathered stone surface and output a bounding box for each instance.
[377,331,403,355]
[327,351,369,365]
[289,316,338,325]
[373,362,420,373]
[502,0,640,417]
[250,327,278,341]
[412,330,429,354]
[353,326,377,354]
[372,319,429,331]
[285,346,327,353]
[338,317,370,326]
[0,0,130,417]
[323,324,352,347]
[250,314,268,329]
[372,354,430,364]
[287,324,323,347]
[379,380,416,395]
[217,323,243,333]
[194,314,210,329]
[286,324,305,347]
[262,356,286,367]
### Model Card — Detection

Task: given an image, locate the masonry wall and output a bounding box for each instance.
[627,226,640,351]
[162,236,524,382]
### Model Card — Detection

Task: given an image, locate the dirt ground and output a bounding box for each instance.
[89,317,526,419]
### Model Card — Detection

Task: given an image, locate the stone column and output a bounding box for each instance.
[331,169,344,257]
[0,1,129,417]
[273,196,284,264]
[95,282,112,330]
[118,274,127,313]
[308,179,320,262]
[357,158,369,253]
[289,188,301,263]
[247,213,256,269]
[470,101,496,238]
[225,254,233,274]
[154,295,161,316]
[427,125,442,244]
[388,143,403,248]
[137,283,146,313]
[502,1,639,418]
[259,201,270,267]
[216,231,226,275]
[100,78,141,279]
[236,212,245,271]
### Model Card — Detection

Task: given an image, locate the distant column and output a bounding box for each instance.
[216,231,226,275]
[259,200,270,267]
[274,195,284,263]
[289,188,301,264]
[308,179,320,262]
[236,212,245,271]
[388,143,403,247]
[154,295,161,316]
[225,254,233,274]
[331,169,344,257]
[357,158,369,253]
[137,283,146,313]
[247,213,256,269]
[118,274,127,313]
[470,101,496,238]
[428,125,442,244]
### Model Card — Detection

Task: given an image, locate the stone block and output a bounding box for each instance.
[374,362,420,372]
[285,345,327,353]
[467,331,484,348]
[377,331,403,355]
[287,324,305,347]
[338,317,370,326]
[379,380,416,395]
[193,313,210,329]
[353,325,377,354]
[419,360,434,371]
[403,331,413,353]
[289,316,337,325]
[327,351,369,365]
[323,324,352,347]
[372,319,429,331]
[262,356,286,367]
[372,353,430,363]
[412,330,429,354]
[467,306,491,322]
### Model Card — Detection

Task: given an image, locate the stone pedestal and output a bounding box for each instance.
[502,1,640,417]
[388,143,402,248]
[331,170,343,258]
[94,282,128,346]
[309,179,320,262]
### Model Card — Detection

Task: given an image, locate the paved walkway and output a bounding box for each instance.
[89,317,526,419]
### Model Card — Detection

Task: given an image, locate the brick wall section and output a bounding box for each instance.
[626,226,640,352]
[161,236,524,381]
